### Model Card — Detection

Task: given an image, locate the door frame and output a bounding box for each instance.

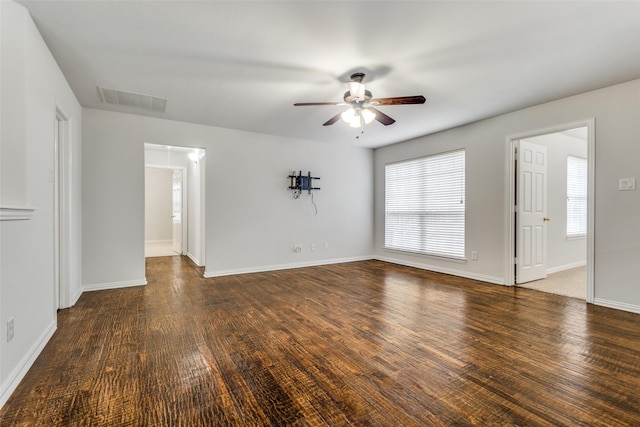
[54,107,72,309]
[504,118,595,303]
[143,165,188,256]
[172,168,185,255]
[144,143,207,269]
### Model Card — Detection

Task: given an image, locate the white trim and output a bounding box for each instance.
[383,248,467,264]
[0,320,56,408]
[586,119,596,304]
[375,255,505,285]
[203,256,373,278]
[566,234,586,241]
[546,261,586,275]
[0,207,36,221]
[186,252,202,267]
[82,278,147,292]
[504,119,595,304]
[504,137,516,285]
[145,239,173,245]
[69,288,83,306]
[54,105,74,310]
[594,298,640,315]
[205,256,503,284]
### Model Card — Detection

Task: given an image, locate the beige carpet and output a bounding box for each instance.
[518,266,586,300]
[145,241,180,257]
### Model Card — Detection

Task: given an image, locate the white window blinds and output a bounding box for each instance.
[567,155,587,237]
[385,150,465,259]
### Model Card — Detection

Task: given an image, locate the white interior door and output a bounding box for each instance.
[172,169,183,254]
[516,140,548,284]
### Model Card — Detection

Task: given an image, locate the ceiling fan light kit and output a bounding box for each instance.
[341,107,376,128]
[294,72,425,134]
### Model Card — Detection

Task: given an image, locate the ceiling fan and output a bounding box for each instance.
[294,72,425,132]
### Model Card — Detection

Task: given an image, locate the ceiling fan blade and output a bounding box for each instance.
[294,102,345,106]
[370,95,426,106]
[369,107,395,126]
[322,112,343,126]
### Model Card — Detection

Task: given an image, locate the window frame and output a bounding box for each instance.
[566,155,587,239]
[384,149,466,260]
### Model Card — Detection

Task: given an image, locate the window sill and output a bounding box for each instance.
[383,247,467,264]
[566,234,586,241]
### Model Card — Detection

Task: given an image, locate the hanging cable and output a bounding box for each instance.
[311,191,318,215]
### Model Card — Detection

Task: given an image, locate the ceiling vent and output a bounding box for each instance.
[97,86,167,113]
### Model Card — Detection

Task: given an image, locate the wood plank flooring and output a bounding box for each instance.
[1,257,639,426]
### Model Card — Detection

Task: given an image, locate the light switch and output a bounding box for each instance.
[618,178,636,191]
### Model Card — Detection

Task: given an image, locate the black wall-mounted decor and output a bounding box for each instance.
[288,171,320,198]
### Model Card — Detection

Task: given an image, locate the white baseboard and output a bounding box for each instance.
[374,255,505,285]
[203,255,505,284]
[186,252,202,267]
[0,320,57,408]
[69,287,83,306]
[593,298,640,314]
[82,278,147,292]
[547,260,586,275]
[203,256,373,278]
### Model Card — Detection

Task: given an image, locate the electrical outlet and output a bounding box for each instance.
[293,244,303,253]
[7,318,14,342]
[311,243,316,251]
[471,251,478,261]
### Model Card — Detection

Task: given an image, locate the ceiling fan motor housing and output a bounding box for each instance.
[350,72,365,82]
[344,90,372,104]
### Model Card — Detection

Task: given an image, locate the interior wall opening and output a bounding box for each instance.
[54,108,70,310]
[505,120,594,302]
[144,143,206,268]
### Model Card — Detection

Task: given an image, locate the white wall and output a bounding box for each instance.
[375,79,640,312]
[1,0,28,206]
[0,0,82,407]
[144,146,190,170]
[522,132,587,272]
[144,167,173,242]
[82,108,373,286]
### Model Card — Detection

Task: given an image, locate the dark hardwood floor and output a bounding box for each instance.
[1,257,639,426]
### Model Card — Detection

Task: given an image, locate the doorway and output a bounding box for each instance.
[144,144,206,267]
[145,166,183,257]
[505,120,594,302]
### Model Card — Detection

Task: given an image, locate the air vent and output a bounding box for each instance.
[97,86,167,113]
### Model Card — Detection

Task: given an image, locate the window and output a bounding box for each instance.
[385,150,465,259]
[567,155,587,238]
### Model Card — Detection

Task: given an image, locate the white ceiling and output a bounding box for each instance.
[16,1,640,148]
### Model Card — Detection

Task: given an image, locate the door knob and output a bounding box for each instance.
[543,217,550,222]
